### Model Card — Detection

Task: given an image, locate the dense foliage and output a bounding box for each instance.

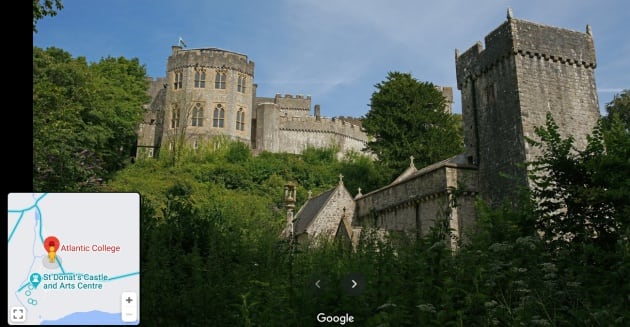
[103,108,626,325]
[362,72,463,179]
[33,46,149,191]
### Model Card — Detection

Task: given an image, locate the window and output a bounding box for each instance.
[173,71,183,90]
[213,104,225,128]
[191,103,204,127]
[147,148,154,158]
[215,71,226,89]
[193,138,198,150]
[194,70,206,88]
[485,83,496,106]
[170,106,180,129]
[237,76,246,93]
[236,108,245,131]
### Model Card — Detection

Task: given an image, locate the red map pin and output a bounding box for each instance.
[44,236,60,252]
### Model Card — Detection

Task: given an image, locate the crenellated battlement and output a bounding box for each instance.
[278,115,368,142]
[456,17,596,89]
[167,46,255,76]
[274,93,312,100]
[272,93,312,117]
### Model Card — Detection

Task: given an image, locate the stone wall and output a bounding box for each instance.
[136,78,167,158]
[354,157,478,245]
[513,19,599,160]
[255,103,368,155]
[306,185,356,240]
[167,46,255,76]
[160,46,256,150]
[274,93,312,117]
[456,16,599,206]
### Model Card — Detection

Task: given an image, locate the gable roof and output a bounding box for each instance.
[391,156,417,185]
[391,164,418,184]
[358,153,476,198]
[293,188,336,235]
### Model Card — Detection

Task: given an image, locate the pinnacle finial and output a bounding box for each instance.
[357,187,362,194]
[338,174,344,184]
[507,8,513,20]
[308,190,312,199]
[586,24,592,36]
[410,156,415,168]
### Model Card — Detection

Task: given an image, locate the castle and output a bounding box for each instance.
[136,45,454,158]
[284,10,601,247]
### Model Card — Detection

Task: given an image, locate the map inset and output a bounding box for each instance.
[7,193,140,325]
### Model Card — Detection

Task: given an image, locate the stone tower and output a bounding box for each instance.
[162,46,255,151]
[455,10,600,206]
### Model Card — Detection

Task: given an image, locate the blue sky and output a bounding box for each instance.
[33,0,629,117]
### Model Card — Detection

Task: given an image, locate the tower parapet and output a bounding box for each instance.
[435,86,454,113]
[456,17,596,89]
[274,93,312,117]
[168,46,254,76]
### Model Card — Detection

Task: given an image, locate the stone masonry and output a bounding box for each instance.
[289,11,602,247]
[137,46,454,159]
[456,10,600,206]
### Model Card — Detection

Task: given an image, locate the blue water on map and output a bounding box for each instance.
[40,310,138,325]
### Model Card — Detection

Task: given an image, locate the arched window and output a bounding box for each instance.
[194,71,206,88]
[191,103,204,126]
[236,108,245,131]
[173,71,183,89]
[213,104,225,128]
[237,76,246,93]
[170,106,180,129]
[215,71,226,89]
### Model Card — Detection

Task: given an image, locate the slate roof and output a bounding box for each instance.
[293,188,336,235]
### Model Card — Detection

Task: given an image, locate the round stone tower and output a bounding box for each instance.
[162,45,255,150]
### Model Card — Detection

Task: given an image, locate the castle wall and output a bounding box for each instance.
[254,100,368,155]
[276,116,368,155]
[354,163,477,244]
[139,46,372,158]
[274,93,312,117]
[255,103,280,152]
[161,46,255,149]
[167,46,255,76]
[136,78,167,158]
[435,86,454,113]
[512,20,599,161]
[456,17,599,206]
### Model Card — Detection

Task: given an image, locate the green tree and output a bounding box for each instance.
[89,56,150,173]
[362,72,463,178]
[602,89,630,131]
[33,0,63,32]
[527,113,629,251]
[33,46,149,191]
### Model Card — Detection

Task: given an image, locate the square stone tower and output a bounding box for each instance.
[455,10,600,206]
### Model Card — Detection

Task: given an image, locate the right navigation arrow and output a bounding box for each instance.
[351,280,357,289]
